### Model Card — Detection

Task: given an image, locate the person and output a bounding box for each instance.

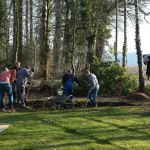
[84,70,99,107]
[0,68,16,112]
[62,69,80,96]
[146,56,150,80]
[11,62,21,104]
[16,67,33,108]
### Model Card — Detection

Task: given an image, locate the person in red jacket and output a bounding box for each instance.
[0,67,16,112]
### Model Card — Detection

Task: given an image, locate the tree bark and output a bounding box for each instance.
[135,0,145,91]
[122,0,127,67]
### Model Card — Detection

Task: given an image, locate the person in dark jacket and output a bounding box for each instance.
[146,56,150,80]
[62,69,80,95]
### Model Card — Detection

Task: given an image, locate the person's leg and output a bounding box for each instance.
[20,86,26,107]
[88,88,98,107]
[16,86,22,106]
[17,86,26,108]
[5,84,14,110]
[12,82,16,103]
[0,84,6,110]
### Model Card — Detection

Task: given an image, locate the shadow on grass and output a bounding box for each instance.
[85,117,150,141]
[40,119,126,150]
[0,106,148,149]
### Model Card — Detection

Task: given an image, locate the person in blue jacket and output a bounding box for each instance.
[62,69,80,96]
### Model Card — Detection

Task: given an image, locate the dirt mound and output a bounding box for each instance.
[128,92,150,101]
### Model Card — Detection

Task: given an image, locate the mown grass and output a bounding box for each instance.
[0,106,150,150]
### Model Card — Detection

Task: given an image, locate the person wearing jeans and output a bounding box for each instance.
[85,70,99,107]
[16,67,33,108]
[62,69,81,96]
[88,88,99,107]
[11,61,21,104]
[0,68,16,112]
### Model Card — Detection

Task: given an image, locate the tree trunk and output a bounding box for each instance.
[122,0,127,67]
[18,0,23,62]
[96,37,105,59]
[25,0,29,44]
[12,0,18,63]
[40,0,50,79]
[115,0,118,62]
[135,0,145,91]
[53,0,62,75]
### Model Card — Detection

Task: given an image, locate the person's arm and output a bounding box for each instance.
[23,68,33,79]
[10,69,16,83]
[74,76,81,87]
[62,74,67,86]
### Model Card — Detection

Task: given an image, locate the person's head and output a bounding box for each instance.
[67,69,72,74]
[84,70,91,77]
[4,67,8,71]
[16,61,21,69]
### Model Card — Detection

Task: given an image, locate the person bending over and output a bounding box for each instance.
[0,68,16,112]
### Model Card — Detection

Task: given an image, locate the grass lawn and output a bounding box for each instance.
[0,106,150,150]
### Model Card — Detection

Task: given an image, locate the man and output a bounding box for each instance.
[0,68,16,112]
[11,62,21,104]
[85,70,99,107]
[16,67,33,108]
[62,69,81,95]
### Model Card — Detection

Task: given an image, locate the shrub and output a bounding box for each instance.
[74,58,138,96]
[0,61,12,72]
[145,84,150,96]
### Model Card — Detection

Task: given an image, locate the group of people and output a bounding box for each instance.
[62,69,99,107]
[0,62,33,112]
[0,61,99,112]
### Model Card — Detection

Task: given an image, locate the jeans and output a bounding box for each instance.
[16,86,26,107]
[63,80,74,95]
[12,82,16,102]
[88,88,99,107]
[0,83,13,109]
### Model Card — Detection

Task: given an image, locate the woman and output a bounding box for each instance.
[0,68,16,112]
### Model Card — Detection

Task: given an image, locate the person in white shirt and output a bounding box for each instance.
[85,70,99,107]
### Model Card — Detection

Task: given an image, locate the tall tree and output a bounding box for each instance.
[122,0,127,67]
[12,0,18,63]
[115,0,119,62]
[39,0,50,79]
[18,0,23,62]
[53,0,62,75]
[25,0,29,44]
[0,0,8,60]
[135,0,145,91]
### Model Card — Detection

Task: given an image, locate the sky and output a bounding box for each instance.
[109,15,150,55]
[109,21,150,55]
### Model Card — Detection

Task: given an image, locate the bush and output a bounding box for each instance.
[74,75,89,96]
[145,84,150,96]
[74,58,138,96]
[0,61,12,72]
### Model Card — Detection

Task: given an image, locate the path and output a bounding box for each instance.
[0,124,9,133]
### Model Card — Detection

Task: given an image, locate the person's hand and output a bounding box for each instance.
[31,68,34,72]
